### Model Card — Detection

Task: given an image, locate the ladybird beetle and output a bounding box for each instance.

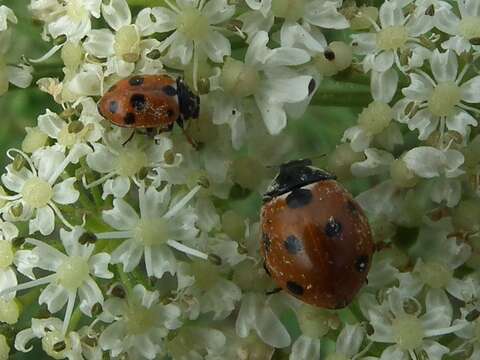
[260,159,374,309]
[98,74,199,144]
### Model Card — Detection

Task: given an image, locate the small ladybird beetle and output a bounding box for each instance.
[260,159,374,309]
[98,74,199,143]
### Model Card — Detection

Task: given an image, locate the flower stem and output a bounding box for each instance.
[312,79,372,108]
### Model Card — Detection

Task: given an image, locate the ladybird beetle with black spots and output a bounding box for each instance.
[260,159,374,309]
[98,74,199,144]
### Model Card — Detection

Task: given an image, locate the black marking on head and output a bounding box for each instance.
[284,235,302,254]
[107,84,117,92]
[124,112,136,125]
[163,85,177,96]
[109,100,118,113]
[262,233,271,252]
[176,77,200,120]
[286,188,313,209]
[263,261,271,277]
[325,217,342,237]
[324,48,335,61]
[130,94,146,112]
[308,79,316,95]
[263,159,336,202]
[129,76,144,86]
[355,255,369,273]
[286,281,304,296]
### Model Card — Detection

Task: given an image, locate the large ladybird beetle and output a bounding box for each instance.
[260,159,374,309]
[98,74,199,144]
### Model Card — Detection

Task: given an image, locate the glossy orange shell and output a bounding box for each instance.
[98,75,180,129]
[261,180,374,309]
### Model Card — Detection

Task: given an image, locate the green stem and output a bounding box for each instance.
[117,264,133,296]
[313,79,372,107]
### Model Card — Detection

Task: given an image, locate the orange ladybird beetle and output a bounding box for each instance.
[261,159,374,309]
[98,74,200,144]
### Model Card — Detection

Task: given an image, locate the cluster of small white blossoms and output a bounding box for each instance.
[0,5,32,96]
[0,0,478,359]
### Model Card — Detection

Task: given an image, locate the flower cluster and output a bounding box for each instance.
[0,5,32,96]
[0,0,479,359]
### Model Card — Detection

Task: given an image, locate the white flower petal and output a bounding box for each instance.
[102,0,131,31]
[202,0,235,24]
[304,1,349,29]
[103,198,139,230]
[371,69,398,103]
[37,110,64,139]
[149,7,178,33]
[431,49,458,83]
[372,51,395,72]
[78,277,104,316]
[379,1,404,28]
[289,335,320,360]
[200,30,231,63]
[84,29,115,58]
[264,47,310,67]
[149,245,177,278]
[0,268,17,301]
[111,239,143,272]
[102,176,130,199]
[29,206,55,236]
[461,76,480,103]
[255,96,287,135]
[89,253,113,279]
[38,283,69,313]
[337,324,364,357]
[402,73,433,101]
[52,177,79,205]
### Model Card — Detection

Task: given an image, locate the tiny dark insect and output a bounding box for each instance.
[261,159,374,309]
[98,74,200,147]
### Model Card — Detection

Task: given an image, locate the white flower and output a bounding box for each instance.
[96,183,205,278]
[176,260,242,320]
[209,30,312,146]
[403,146,464,178]
[436,0,480,54]
[85,129,180,199]
[290,324,365,360]
[1,146,89,235]
[99,284,182,359]
[0,227,113,335]
[396,49,479,141]
[38,99,104,151]
[167,326,226,359]
[236,292,291,348]
[351,1,432,72]
[351,148,394,177]
[361,287,463,359]
[83,0,163,77]
[398,217,475,301]
[0,5,16,32]
[142,0,235,89]
[242,0,348,42]
[0,30,33,96]
[343,68,402,152]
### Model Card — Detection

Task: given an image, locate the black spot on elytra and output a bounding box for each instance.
[324,48,335,61]
[130,94,146,112]
[286,281,304,295]
[325,217,342,237]
[107,84,117,92]
[163,85,177,96]
[355,255,369,273]
[109,100,118,113]
[262,233,271,252]
[308,79,316,95]
[129,76,144,86]
[124,112,136,124]
[167,108,175,117]
[286,188,312,209]
[284,235,302,255]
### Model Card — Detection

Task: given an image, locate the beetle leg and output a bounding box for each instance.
[266,288,282,296]
[121,129,136,146]
[176,115,199,150]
